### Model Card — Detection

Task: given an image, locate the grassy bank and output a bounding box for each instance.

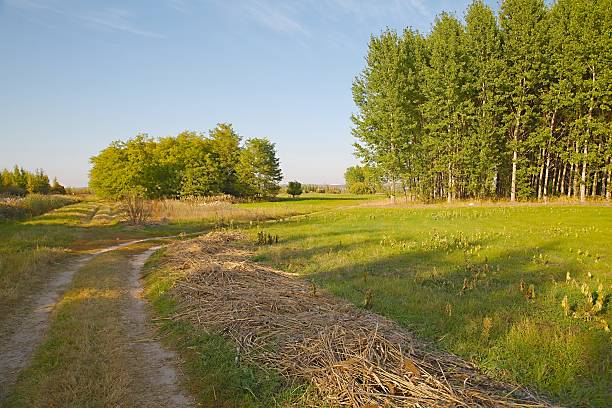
[251,204,612,407]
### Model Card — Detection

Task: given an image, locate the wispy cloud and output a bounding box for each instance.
[242,0,308,35]
[78,8,166,39]
[165,0,191,15]
[5,0,166,39]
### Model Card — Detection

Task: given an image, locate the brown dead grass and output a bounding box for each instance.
[160,231,554,407]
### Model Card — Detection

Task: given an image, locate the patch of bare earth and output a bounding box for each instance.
[124,247,195,408]
[162,231,555,407]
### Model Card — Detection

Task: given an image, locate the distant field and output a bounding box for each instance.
[151,193,379,223]
[250,204,612,407]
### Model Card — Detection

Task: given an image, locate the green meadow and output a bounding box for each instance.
[251,204,612,407]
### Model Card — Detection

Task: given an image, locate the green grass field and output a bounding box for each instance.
[250,204,612,407]
[2,196,610,406]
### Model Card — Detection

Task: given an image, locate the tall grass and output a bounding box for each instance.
[0,195,79,220]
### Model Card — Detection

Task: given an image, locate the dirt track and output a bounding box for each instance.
[0,238,194,406]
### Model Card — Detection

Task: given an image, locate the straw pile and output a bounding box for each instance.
[164,231,553,407]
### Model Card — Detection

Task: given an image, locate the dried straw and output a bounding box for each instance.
[163,231,554,407]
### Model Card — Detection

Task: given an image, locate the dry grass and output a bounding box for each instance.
[150,198,332,224]
[160,231,553,407]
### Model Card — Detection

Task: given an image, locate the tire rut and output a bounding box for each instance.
[123,248,195,408]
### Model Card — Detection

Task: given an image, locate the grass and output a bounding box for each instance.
[249,204,612,407]
[151,193,378,223]
[0,194,79,220]
[142,248,313,407]
[4,244,153,407]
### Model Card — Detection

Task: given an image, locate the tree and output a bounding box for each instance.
[50,177,66,194]
[344,165,381,194]
[236,138,283,199]
[287,181,303,197]
[26,169,50,194]
[464,0,506,197]
[352,29,424,200]
[422,13,470,202]
[499,0,548,200]
[209,123,242,196]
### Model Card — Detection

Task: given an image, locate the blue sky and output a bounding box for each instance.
[0,0,497,187]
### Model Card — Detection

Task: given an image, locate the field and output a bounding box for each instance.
[251,204,612,406]
[0,195,610,407]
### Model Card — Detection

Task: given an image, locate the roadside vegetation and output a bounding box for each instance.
[251,204,611,406]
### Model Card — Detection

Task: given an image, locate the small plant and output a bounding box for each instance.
[561,295,570,316]
[445,303,452,317]
[257,231,279,245]
[363,289,373,309]
[309,280,317,297]
[481,316,493,340]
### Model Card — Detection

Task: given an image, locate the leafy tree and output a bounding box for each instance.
[236,138,283,198]
[350,0,610,202]
[209,123,242,196]
[344,165,381,194]
[50,177,66,194]
[286,181,303,197]
[90,134,158,199]
[464,0,506,197]
[352,29,424,200]
[26,169,50,194]
[499,0,548,200]
[422,13,470,202]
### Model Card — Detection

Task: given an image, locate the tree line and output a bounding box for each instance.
[89,123,283,200]
[1,166,66,196]
[352,0,610,202]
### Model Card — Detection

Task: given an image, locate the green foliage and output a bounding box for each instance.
[344,165,381,194]
[286,181,303,197]
[352,0,611,201]
[89,124,283,200]
[0,166,57,197]
[236,138,283,199]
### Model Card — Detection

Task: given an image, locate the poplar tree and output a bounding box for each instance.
[352,29,423,200]
[464,1,506,197]
[422,13,469,202]
[499,0,548,201]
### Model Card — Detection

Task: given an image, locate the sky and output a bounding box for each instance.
[0,0,498,187]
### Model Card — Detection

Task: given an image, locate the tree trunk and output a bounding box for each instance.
[606,157,611,200]
[580,143,588,203]
[543,148,551,202]
[447,164,452,203]
[572,142,579,197]
[510,113,520,202]
[560,161,567,195]
[537,148,545,200]
[581,66,595,203]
